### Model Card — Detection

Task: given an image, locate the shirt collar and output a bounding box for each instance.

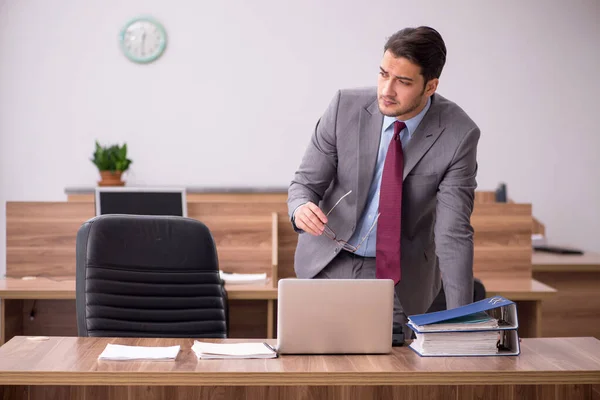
[382,96,432,139]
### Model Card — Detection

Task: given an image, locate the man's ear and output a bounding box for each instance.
[425,78,439,97]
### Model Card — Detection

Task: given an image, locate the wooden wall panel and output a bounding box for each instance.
[2,300,78,344]
[6,202,94,277]
[2,298,270,343]
[188,201,297,279]
[1,300,23,345]
[473,191,545,234]
[227,300,269,338]
[534,271,600,339]
[6,202,277,278]
[191,214,273,275]
[277,220,298,279]
[21,300,77,338]
[471,203,532,281]
[187,197,534,282]
[7,198,533,282]
[474,190,496,204]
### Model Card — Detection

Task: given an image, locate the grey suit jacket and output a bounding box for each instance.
[287,87,480,316]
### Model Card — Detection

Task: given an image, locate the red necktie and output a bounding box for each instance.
[376,120,405,285]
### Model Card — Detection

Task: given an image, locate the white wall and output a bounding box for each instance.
[1,0,599,276]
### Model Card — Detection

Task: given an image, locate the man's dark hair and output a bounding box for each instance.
[384,26,447,84]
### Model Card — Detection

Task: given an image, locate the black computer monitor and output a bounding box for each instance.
[94,187,187,217]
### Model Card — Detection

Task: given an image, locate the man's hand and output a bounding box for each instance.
[294,202,328,236]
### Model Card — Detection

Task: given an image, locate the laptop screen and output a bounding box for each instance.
[95,188,187,217]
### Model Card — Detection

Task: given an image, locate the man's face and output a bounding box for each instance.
[377,50,438,120]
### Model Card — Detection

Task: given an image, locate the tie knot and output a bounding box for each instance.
[394,121,406,139]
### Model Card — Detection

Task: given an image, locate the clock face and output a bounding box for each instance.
[119,17,167,63]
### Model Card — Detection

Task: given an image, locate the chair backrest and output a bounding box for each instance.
[426,278,487,313]
[75,214,228,338]
[473,279,486,302]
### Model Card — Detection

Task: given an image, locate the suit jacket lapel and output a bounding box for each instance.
[356,98,383,221]
[402,96,445,180]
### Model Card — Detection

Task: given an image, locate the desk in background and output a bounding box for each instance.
[474,189,600,340]
[0,278,277,345]
[484,278,556,338]
[533,251,600,339]
[0,277,552,345]
[0,336,598,400]
[4,191,559,343]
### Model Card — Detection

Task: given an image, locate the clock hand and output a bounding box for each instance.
[140,29,146,56]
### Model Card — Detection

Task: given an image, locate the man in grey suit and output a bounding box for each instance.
[287,26,480,336]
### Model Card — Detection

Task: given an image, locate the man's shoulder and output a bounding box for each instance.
[432,93,478,131]
[337,86,378,107]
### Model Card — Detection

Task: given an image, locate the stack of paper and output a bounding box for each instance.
[219,271,267,284]
[411,330,501,356]
[98,344,181,361]
[192,341,277,359]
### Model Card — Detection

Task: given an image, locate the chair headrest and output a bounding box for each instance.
[79,214,217,271]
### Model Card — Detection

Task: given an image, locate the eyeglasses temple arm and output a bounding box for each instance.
[325,190,353,217]
[353,213,381,251]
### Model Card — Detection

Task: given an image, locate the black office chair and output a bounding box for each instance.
[426,278,486,313]
[75,214,228,338]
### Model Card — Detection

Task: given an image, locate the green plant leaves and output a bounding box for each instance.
[91,140,133,172]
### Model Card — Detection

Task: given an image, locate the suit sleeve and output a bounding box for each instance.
[434,126,480,309]
[287,91,341,231]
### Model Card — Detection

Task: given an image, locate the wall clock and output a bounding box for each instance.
[119,17,167,63]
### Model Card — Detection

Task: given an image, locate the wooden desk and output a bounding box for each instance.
[0,277,554,345]
[0,278,277,345]
[533,251,600,272]
[532,251,600,339]
[0,336,598,400]
[483,278,556,339]
[0,278,277,300]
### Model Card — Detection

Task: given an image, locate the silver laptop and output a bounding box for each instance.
[276,278,394,354]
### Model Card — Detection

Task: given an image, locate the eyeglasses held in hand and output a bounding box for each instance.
[322,190,380,253]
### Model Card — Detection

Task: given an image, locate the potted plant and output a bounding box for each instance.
[91,141,133,186]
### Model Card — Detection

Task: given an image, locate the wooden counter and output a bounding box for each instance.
[0,336,598,399]
[0,277,554,345]
[533,251,600,272]
[0,278,278,344]
[532,251,600,340]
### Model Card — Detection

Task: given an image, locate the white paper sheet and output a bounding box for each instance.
[219,271,267,284]
[192,341,277,359]
[98,343,181,361]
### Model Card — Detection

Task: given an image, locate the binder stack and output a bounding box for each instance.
[407,296,520,357]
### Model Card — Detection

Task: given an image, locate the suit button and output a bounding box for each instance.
[333,248,339,253]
